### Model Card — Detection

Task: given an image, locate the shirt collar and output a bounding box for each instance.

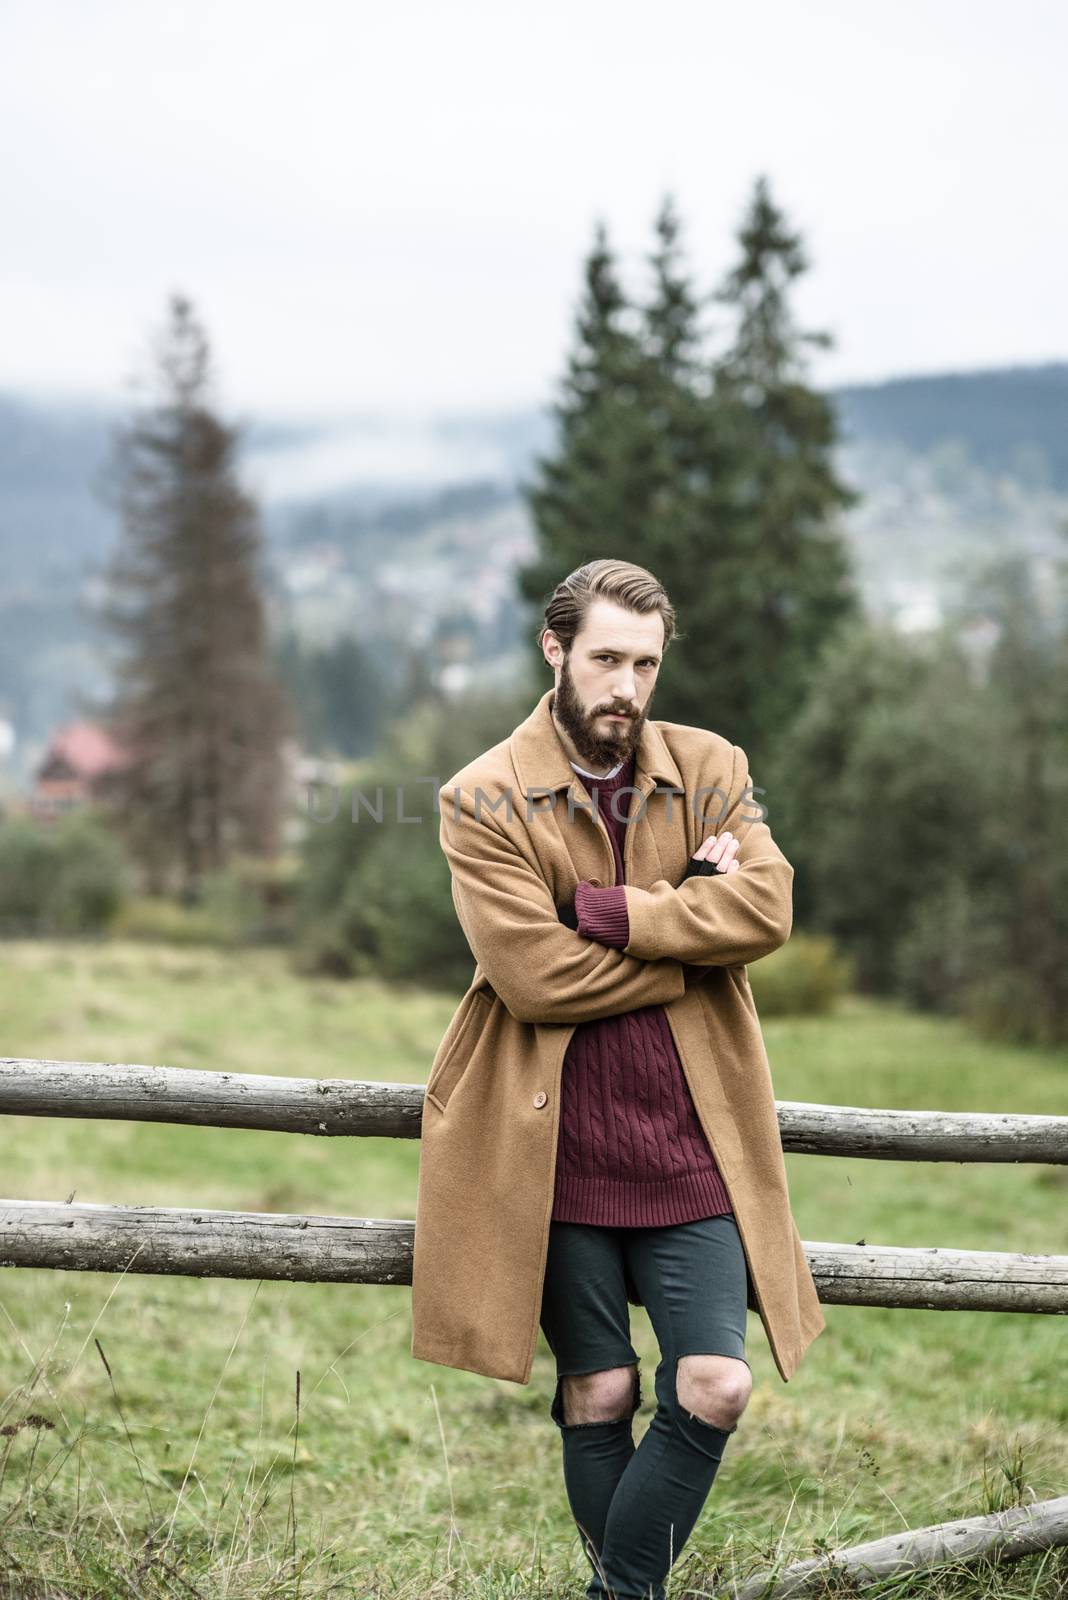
[570,754,627,781]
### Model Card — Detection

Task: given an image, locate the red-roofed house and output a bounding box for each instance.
[30,721,135,821]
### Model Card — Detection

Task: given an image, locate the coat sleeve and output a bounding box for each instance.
[440,784,687,1025]
[621,743,794,966]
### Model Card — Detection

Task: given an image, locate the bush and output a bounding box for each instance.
[110,856,300,948]
[295,793,472,986]
[894,874,980,1014]
[109,895,233,946]
[748,930,853,1016]
[199,854,300,946]
[294,687,529,987]
[961,968,1064,1048]
[0,811,130,936]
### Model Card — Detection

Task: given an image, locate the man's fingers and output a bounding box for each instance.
[712,839,740,872]
[698,835,742,873]
[693,831,736,865]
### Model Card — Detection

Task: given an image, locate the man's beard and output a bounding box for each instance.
[551,655,651,769]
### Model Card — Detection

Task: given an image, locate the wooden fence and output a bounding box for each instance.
[1,1058,1066,1313]
[2,1055,1067,1596]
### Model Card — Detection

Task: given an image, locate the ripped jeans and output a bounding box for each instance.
[539,1213,751,1600]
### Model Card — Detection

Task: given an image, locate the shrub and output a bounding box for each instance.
[294,688,528,987]
[109,856,299,948]
[199,854,300,946]
[748,930,853,1016]
[109,895,231,946]
[0,811,130,936]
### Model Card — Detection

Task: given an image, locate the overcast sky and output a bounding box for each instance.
[2,0,1065,425]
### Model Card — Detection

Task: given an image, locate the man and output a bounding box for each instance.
[412,558,825,1600]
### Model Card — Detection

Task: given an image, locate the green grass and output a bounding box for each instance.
[1,939,1066,1598]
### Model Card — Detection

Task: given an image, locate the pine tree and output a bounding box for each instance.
[645,193,704,387]
[959,543,1068,1040]
[519,186,861,774]
[707,174,861,757]
[517,218,672,670]
[630,195,734,663]
[95,292,292,898]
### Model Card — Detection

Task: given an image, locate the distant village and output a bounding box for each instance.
[0,716,336,847]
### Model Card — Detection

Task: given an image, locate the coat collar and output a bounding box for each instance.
[509,685,684,803]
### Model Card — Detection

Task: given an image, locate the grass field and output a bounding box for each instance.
[1,938,1066,1598]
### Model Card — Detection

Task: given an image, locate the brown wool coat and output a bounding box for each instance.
[411,686,826,1385]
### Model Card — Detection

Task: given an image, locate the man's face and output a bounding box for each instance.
[546,598,665,769]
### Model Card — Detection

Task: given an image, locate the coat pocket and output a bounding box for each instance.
[424,990,492,1113]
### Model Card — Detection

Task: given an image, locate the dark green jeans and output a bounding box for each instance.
[539,1213,750,1600]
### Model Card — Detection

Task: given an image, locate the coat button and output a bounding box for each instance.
[588,877,602,887]
[532,1091,548,1109]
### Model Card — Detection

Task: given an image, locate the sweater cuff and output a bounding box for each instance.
[575,881,630,948]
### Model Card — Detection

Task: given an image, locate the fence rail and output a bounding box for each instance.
[0,1201,1066,1313]
[3,1059,1067,1161]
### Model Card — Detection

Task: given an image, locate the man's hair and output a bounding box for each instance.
[537,558,679,656]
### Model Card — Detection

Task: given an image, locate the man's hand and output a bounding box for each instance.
[683,832,741,878]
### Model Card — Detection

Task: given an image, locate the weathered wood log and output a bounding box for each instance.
[714,1492,1068,1599]
[2,1062,1066,1162]
[806,1240,1068,1313]
[0,1199,412,1283]
[1,1201,1067,1311]
[775,1099,1068,1163]
[0,1058,422,1138]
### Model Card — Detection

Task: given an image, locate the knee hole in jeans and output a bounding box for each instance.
[675,1353,751,1431]
[560,1363,640,1425]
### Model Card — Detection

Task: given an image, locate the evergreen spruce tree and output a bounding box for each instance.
[627,196,742,723]
[709,174,861,758]
[519,186,861,777]
[517,218,673,682]
[274,628,385,759]
[645,193,704,387]
[958,545,1068,1040]
[95,292,292,898]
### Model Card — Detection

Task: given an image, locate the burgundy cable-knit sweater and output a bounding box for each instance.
[551,749,734,1227]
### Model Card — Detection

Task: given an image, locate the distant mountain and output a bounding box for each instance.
[829,363,1068,631]
[1,363,1066,784]
[834,362,1068,489]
